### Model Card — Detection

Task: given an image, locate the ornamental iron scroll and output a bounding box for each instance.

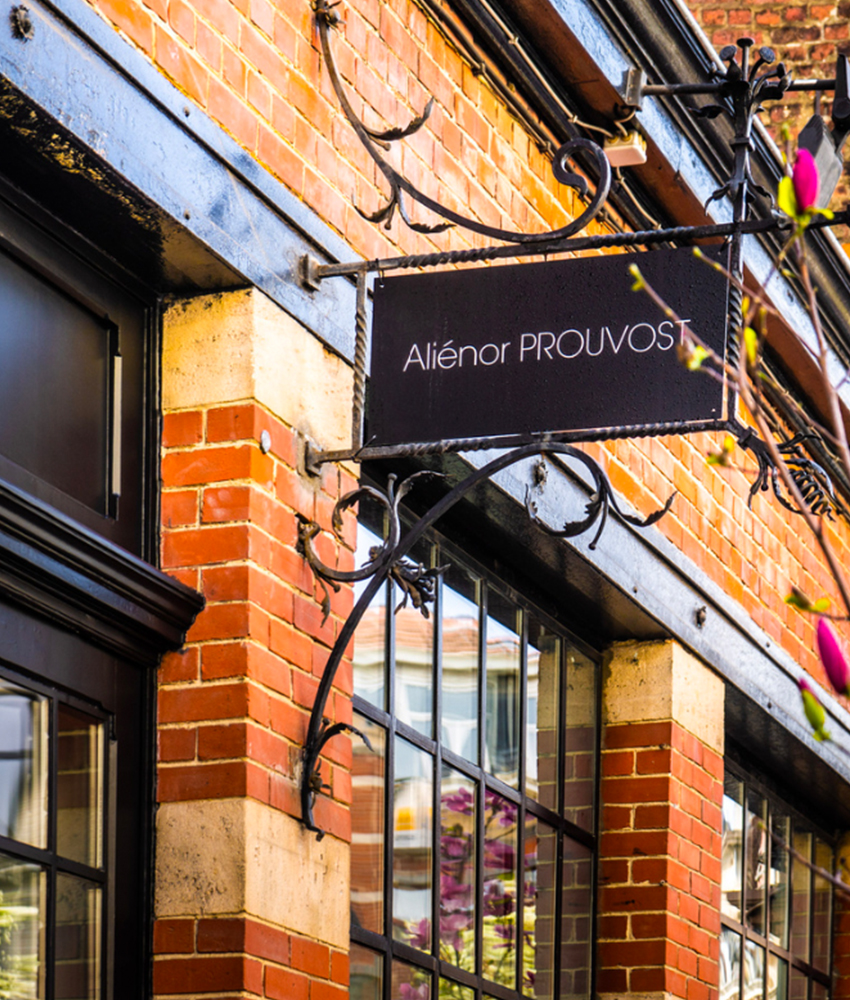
[298,442,675,839]
[312,0,612,244]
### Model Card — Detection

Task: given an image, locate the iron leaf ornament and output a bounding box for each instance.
[312,0,612,243]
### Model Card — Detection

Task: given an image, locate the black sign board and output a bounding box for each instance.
[367,247,729,447]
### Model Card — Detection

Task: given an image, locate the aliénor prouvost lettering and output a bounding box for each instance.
[400,318,693,372]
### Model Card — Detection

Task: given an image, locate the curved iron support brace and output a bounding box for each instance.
[300,443,674,838]
[735,427,837,517]
[313,0,611,243]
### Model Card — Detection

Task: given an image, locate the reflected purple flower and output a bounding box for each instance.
[493,922,515,948]
[442,787,474,815]
[483,879,514,917]
[440,911,472,952]
[484,838,515,871]
[441,873,473,910]
[400,983,430,1000]
[408,917,431,950]
[441,834,470,859]
[484,790,517,827]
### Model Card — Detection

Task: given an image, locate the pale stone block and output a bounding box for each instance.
[603,638,724,752]
[162,289,354,452]
[155,798,349,948]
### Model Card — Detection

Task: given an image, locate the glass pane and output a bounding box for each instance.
[788,966,808,1000]
[720,927,742,1000]
[57,706,103,868]
[441,566,480,763]
[350,943,383,1000]
[790,828,811,963]
[485,591,521,788]
[395,536,435,737]
[393,738,433,950]
[55,873,101,1000]
[523,813,555,999]
[769,810,790,949]
[811,838,833,973]
[0,682,47,849]
[745,790,767,935]
[560,838,592,1000]
[439,981,472,1000]
[743,940,764,1000]
[393,960,430,1000]
[482,788,518,989]
[354,521,388,710]
[527,619,559,810]
[563,646,596,832]
[351,713,386,935]
[439,766,475,971]
[0,853,44,999]
[810,981,827,1000]
[722,775,744,924]
[767,955,787,1000]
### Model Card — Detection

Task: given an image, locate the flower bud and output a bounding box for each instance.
[792,149,819,212]
[816,618,850,696]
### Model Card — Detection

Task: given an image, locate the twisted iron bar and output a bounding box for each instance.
[298,442,675,838]
[737,429,837,518]
[313,0,612,243]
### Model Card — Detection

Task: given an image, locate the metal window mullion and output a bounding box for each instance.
[476,582,487,982]
[517,609,528,995]
[553,639,567,1000]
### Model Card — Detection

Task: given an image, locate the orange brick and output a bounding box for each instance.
[153,919,195,955]
[162,489,199,527]
[291,936,329,977]
[159,727,197,761]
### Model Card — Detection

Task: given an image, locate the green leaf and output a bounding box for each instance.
[812,598,832,614]
[629,264,645,291]
[777,175,798,219]
[814,207,835,220]
[744,326,759,366]
[785,588,812,611]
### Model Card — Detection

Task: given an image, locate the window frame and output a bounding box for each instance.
[721,759,835,1000]
[350,507,601,1000]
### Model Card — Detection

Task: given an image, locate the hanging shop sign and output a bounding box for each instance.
[367,246,729,447]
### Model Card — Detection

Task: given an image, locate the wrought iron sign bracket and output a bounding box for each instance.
[296,9,850,837]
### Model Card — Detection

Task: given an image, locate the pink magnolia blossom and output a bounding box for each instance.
[816,618,850,696]
[792,149,819,212]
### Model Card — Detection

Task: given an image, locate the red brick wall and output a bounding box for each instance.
[598,720,723,1000]
[154,401,356,997]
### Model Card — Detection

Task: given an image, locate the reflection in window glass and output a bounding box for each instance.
[485,593,521,788]
[0,682,47,849]
[393,739,433,949]
[439,981,473,1000]
[395,538,434,738]
[482,789,518,989]
[441,567,480,763]
[527,620,559,811]
[0,853,43,999]
[811,839,833,974]
[563,649,596,833]
[524,813,556,1000]
[55,873,101,1000]
[721,927,742,1000]
[350,943,383,1000]
[768,954,787,1000]
[393,960,430,1000]
[745,790,767,936]
[57,706,103,869]
[723,776,744,924]
[354,523,388,710]
[351,713,386,935]
[439,766,475,972]
[790,829,811,964]
[560,838,592,1000]
[769,811,790,950]
[743,941,764,1000]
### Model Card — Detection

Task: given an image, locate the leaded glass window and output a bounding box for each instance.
[721,765,834,1000]
[350,500,599,1000]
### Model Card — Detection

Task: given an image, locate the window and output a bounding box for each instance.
[0,669,109,999]
[721,765,834,1000]
[0,181,153,557]
[350,501,599,1000]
